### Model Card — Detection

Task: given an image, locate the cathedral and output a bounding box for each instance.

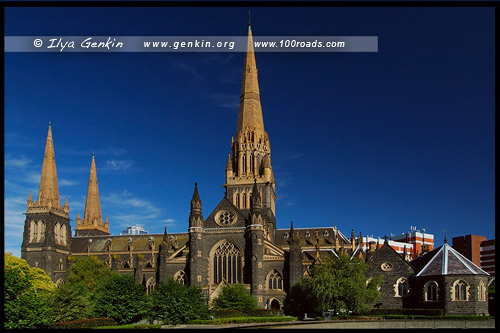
[21,23,490,315]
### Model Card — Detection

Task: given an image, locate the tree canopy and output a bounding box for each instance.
[150,278,210,325]
[283,253,382,317]
[91,272,150,324]
[4,253,56,329]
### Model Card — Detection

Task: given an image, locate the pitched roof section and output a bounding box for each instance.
[34,123,62,210]
[415,242,489,277]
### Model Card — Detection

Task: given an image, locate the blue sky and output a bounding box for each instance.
[4,6,495,257]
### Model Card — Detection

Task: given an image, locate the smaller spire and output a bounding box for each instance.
[250,178,261,210]
[248,9,251,28]
[27,191,34,208]
[191,182,200,202]
[384,235,388,244]
[225,154,233,171]
[63,196,69,213]
[443,229,448,244]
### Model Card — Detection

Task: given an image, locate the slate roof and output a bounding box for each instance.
[71,232,189,254]
[413,242,489,277]
[274,226,351,248]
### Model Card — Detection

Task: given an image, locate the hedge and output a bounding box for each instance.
[95,324,162,329]
[361,308,445,316]
[49,317,117,329]
[189,316,297,325]
[213,309,283,318]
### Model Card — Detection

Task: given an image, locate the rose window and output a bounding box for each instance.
[215,210,236,226]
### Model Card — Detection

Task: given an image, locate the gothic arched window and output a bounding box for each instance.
[30,221,36,242]
[250,154,254,173]
[395,277,409,297]
[61,224,67,245]
[235,193,240,208]
[174,270,186,285]
[242,154,247,173]
[146,277,156,295]
[267,270,283,290]
[424,280,439,301]
[478,281,487,301]
[212,241,242,284]
[453,280,468,301]
[37,221,45,242]
[243,193,247,209]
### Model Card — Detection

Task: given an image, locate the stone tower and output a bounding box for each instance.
[188,182,204,286]
[21,123,71,283]
[74,153,110,236]
[225,23,277,242]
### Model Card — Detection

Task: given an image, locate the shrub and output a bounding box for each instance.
[211,283,258,311]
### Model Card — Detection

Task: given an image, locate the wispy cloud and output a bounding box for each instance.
[209,93,239,109]
[5,155,32,168]
[59,179,79,186]
[100,160,133,172]
[59,146,128,157]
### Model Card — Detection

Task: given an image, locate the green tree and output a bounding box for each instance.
[308,253,382,315]
[211,283,258,311]
[56,255,113,319]
[50,283,90,322]
[4,253,56,329]
[91,272,149,324]
[282,279,318,317]
[150,278,210,325]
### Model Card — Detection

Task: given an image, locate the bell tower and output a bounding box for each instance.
[225,22,277,240]
[21,123,71,282]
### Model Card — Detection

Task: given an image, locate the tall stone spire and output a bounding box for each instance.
[225,21,276,219]
[236,23,265,139]
[34,123,63,210]
[75,154,109,235]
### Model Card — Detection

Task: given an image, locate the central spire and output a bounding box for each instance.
[236,23,265,139]
[224,21,276,218]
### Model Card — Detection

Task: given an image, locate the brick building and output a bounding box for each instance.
[452,234,495,277]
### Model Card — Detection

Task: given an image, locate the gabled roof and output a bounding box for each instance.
[415,242,489,277]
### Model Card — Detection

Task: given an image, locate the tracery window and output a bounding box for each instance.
[424,280,439,301]
[478,281,487,301]
[146,277,156,295]
[452,280,468,301]
[30,221,36,242]
[395,277,409,297]
[242,154,247,173]
[174,270,186,285]
[235,193,240,208]
[61,224,67,245]
[267,270,283,290]
[243,193,247,209]
[213,241,242,284]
